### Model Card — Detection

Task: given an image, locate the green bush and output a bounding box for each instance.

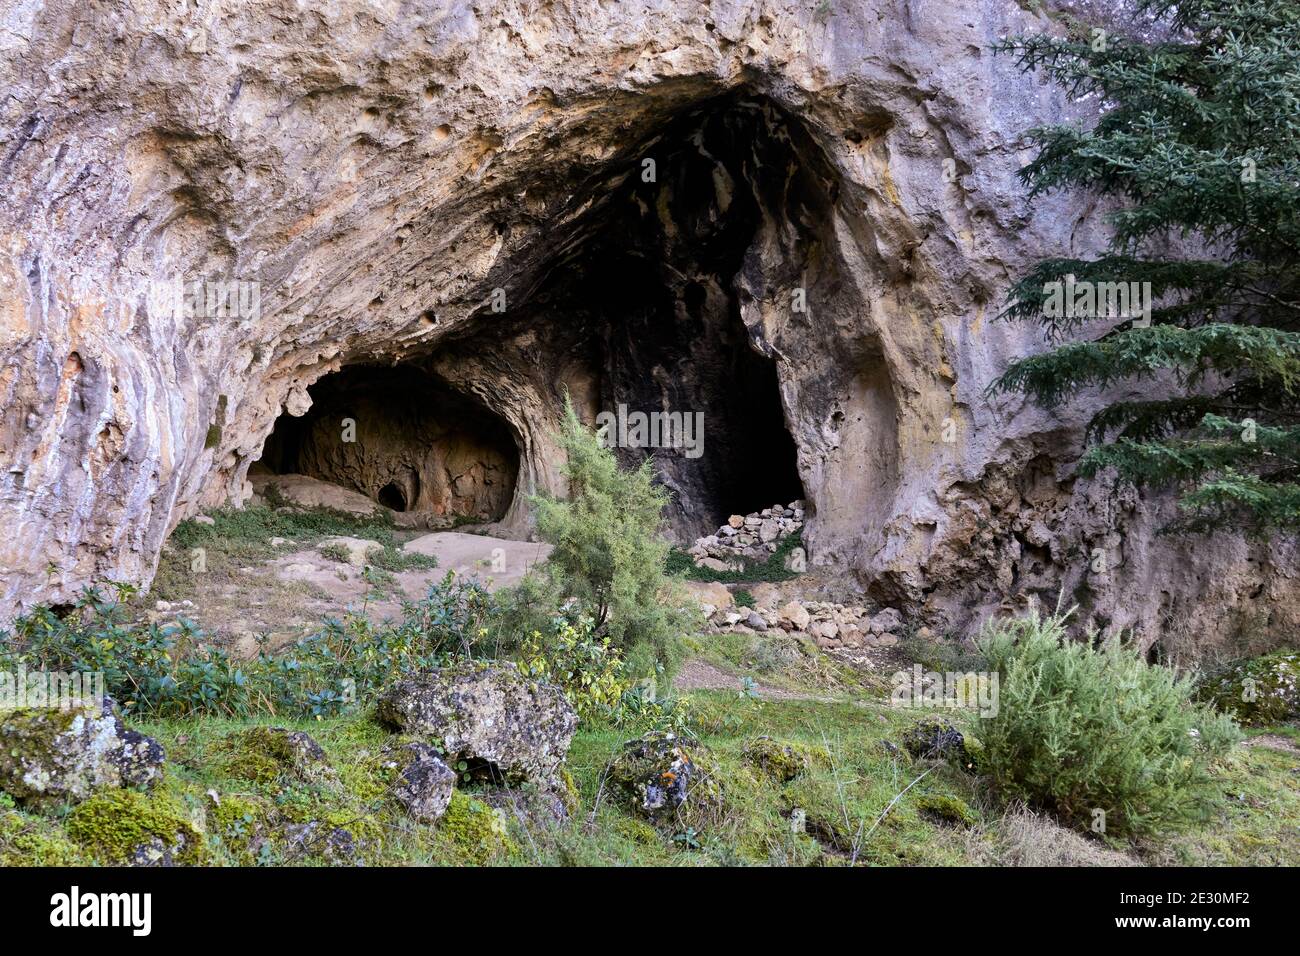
[0,574,495,719]
[518,613,632,721]
[531,400,696,677]
[977,610,1242,840]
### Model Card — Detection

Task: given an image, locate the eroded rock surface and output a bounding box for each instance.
[377,662,577,786]
[1,0,1293,659]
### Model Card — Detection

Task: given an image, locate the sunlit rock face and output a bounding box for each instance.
[0,0,1293,657]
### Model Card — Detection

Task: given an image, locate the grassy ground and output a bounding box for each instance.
[3,657,1295,867]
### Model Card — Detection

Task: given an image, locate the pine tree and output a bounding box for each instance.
[532,400,693,677]
[993,0,1300,530]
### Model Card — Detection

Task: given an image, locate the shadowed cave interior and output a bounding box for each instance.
[257,93,831,536]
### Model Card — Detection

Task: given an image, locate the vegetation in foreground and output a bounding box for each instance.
[2,405,1296,868]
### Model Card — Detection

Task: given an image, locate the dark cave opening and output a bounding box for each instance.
[256,93,819,539]
[258,364,519,523]
[428,92,814,537]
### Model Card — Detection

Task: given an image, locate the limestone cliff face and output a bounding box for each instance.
[0,0,1293,657]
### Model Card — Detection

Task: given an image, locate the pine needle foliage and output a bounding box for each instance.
[992,1,1300,530]
[532,401,694,678]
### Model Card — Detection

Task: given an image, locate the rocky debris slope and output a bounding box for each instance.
[692,580,905,650]
[688,501,804,570]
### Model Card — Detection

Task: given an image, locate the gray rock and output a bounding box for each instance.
[377,662,576,786]
[0,701,165,808]
[385,742,456,823]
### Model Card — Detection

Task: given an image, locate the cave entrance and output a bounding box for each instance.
[258,364,519,524]
[427,92,812,538]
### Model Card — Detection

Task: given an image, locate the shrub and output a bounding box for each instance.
[0,574,495,719]
[977,610,1242,840]
[531,400,696,677]
[518,614,631,721]
[517,610,691,733]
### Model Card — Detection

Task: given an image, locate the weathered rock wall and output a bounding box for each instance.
[0,0,1293,658]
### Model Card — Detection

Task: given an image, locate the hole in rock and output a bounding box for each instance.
[259,364,519,523]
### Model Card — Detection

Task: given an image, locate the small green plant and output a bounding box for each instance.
[977,609,1242,840]
[734,589,756,609]
[518,613,631,721]
[318,542,351,563]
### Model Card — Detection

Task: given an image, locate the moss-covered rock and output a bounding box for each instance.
[607,731,726,830]
[0,703,164,808]
[902,718,974,771]
[207,793,276,865]
[216,727,335,788]
[915,793,978,827]
[1200,652,1299,725]
[438,791,518,864]
[741,735,829,782]
[66,789,204,866]
[377,661,577,787]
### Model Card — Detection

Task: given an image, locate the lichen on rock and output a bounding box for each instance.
[1200,652,1300,725]
[0,702,165,809]
[607,731,725,830]
[377,662,577,788]
[382,741,456,824]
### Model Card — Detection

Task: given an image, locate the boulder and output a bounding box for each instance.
[870,607,904,634]
[607,731,723,827]
[384,742,456,823]
[1198,651,1300,725]
[778,601,811,631]
[685,581,733,614]
[65,788,203,866]
[377,662,577,786]
[0,701,165,808]
[902,718,977,772]
[750,583,782,610]
[741,736,821,783]
[217,727,335,786]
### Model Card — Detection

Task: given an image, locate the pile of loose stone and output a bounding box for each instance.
[688,500,805,571]
[691,582,904,651]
